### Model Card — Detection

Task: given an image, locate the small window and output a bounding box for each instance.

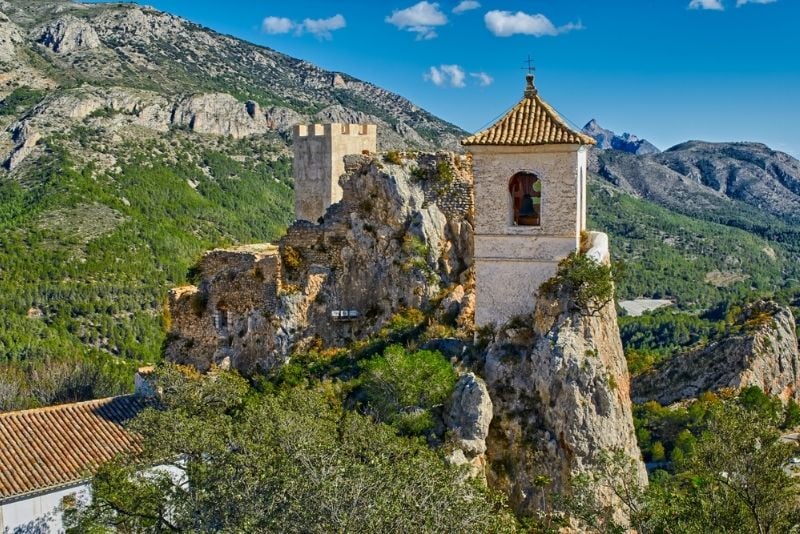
[509,172,541,226]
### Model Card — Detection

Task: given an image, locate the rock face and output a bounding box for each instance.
[583,119,660,155]
[446,373,493,456]
[36,16,100,53]
[165,153,476,371]
[483,268,647,516]
[632,300,800,405]
[172,93,270,138]
[0,11,22,63]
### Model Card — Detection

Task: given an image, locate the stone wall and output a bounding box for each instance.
[292,123,377,223]
[165,245,284,374]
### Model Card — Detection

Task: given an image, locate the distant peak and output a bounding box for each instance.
[581,120,660,156]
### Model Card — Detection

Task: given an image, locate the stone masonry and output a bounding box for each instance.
[292,123,377,223]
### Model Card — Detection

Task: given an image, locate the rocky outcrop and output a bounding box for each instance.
[172,93,270,138]
[446,373,493,456]
[36,16,100,54]
[165,153,476,372]
[444,373,493,478]
[583,119,660,155]
[632,300,800,405]
[482,252,647,517]
[5,122,39,170]
[0,11,22,64]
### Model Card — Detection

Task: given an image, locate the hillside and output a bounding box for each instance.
[0,0,465,409]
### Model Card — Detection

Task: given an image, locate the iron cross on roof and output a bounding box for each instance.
[521,55,536,75]
[521,56,537,97]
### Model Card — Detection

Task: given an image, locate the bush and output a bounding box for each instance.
[359,344,457,435]
[0,86,45,115]
[383,151,403,165]
[282,245,303,271]
[539,252,614,315]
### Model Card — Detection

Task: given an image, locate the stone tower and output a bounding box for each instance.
[462,74,596,327]
[292,123,377,222]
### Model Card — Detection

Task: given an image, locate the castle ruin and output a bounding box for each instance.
[292,123,377,222]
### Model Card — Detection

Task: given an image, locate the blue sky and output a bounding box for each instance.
[86,0,799,156]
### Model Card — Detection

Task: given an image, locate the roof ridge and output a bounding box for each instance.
[462,90,595,147]
[0,394,136,419]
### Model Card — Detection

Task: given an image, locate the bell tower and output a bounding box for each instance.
[462,74,596,327]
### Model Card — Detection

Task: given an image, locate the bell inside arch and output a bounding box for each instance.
[518,194,536,217]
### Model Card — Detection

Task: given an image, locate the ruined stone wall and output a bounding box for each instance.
[165,245,284,374]
[292,123,377,223]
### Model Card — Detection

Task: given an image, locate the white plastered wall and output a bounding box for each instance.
[470,144,585,327]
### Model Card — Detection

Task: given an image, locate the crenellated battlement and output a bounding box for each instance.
[292,123,377,223]
[293,123,377,139]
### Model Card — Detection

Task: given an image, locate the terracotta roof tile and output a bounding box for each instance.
[462,77,596,147]
[0,396,144,501]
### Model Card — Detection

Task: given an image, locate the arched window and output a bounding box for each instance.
[509,172,541,226]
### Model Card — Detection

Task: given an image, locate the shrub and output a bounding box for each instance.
[0,86,45,115]
[359,344,456,435]
[435,160,454,183]
[539,252,614,315]
[383,151,403,165]
[282,245,302,271]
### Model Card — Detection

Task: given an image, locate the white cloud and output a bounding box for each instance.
[261,14,346,39]
[453,1,480,14]
[736,0,777,5]
[688,0,725,10]
[470,71,494,87]
[484,10,584,37]
[424,64,466,87]
[262,16,294,34]
[386,2,448,40]
[302,14,346,40]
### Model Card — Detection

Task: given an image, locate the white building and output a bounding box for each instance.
[0,395,143,533]
[462,73,597,327]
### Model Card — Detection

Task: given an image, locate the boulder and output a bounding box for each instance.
[445,373,493,456]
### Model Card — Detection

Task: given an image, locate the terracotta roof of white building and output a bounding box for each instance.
[462,75,596,147]
[0,396,143,501]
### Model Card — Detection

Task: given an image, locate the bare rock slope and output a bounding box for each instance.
[632,300,800,405]
[0,0,465,172]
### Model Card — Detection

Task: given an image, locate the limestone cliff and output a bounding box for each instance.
[165,152,475,373]
[482,248,647,516]
[165,152,647,521]
[632,300,800,405]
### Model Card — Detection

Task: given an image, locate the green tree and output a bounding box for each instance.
[67,365,516,533]
[648,404,800,534]
[650,441,666,462]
